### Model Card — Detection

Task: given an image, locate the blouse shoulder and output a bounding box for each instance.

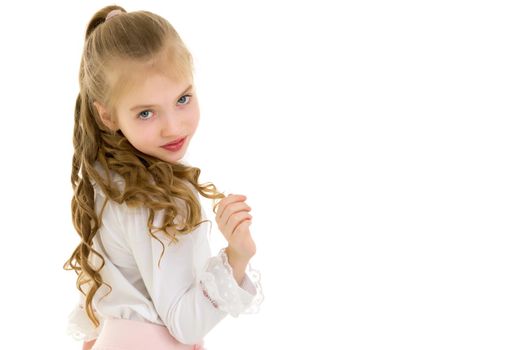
[88,162,146,240]
[90,161,126,193]
[88,161,206,238]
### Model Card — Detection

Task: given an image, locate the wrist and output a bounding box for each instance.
[224,246,250,285]
[225,246,251,265]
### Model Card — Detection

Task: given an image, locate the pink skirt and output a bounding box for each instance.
[92,318,206,350]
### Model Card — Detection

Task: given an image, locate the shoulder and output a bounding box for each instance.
[89,161,206,236]
[89,162,146,230]
[91,161,126,192]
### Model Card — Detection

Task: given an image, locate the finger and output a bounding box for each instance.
[215,200,250,238]
[226,211,252,238]
[231,219,252,240]
[226,210,252,229]
[219,201,252,224]
[217,195,249,221]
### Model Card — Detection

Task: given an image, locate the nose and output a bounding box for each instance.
[160,111,182,137]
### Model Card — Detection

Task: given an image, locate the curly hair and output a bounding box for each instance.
[63,5,226,328]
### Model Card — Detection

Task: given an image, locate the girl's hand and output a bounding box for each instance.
[215,194,256,260]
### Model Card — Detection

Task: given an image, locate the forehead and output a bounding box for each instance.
[106,52,192,108]
[116,68,191,103]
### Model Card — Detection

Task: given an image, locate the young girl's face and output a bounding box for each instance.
[108,71,200,165]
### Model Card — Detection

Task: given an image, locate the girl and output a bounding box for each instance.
[64,5,263,350]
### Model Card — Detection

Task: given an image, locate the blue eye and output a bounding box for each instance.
[178,94,192,105]
[137,110,154,120]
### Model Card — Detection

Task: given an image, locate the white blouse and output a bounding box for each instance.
[66,166,263,345]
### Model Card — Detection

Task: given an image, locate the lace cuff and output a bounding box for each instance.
[66,303,102,342]
[199,248,264,317]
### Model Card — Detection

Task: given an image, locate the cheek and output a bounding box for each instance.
[121,123,156,149]
[192,114,200,128]
[190,107,200,128]
[134,128,157,145]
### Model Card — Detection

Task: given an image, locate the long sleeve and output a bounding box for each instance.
[123,202,264,345]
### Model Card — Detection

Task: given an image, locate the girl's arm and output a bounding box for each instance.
[95,184,263,345]
[122,204,262,345]
[129,225,262,345]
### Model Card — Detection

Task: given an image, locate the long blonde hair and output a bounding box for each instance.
[63,5,225,328]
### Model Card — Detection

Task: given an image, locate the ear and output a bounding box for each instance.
[93,101,119,131]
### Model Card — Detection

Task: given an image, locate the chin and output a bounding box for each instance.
[162,154,186,165]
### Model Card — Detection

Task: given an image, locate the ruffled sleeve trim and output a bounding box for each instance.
[198,248,264,317]
[66,303,102,342]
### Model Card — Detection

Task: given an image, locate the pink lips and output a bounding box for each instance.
[161,137,186,151]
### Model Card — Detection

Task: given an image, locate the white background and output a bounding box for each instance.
[0,0,524,349]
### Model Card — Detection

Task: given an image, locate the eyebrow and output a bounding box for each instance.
[129,84,193,112]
